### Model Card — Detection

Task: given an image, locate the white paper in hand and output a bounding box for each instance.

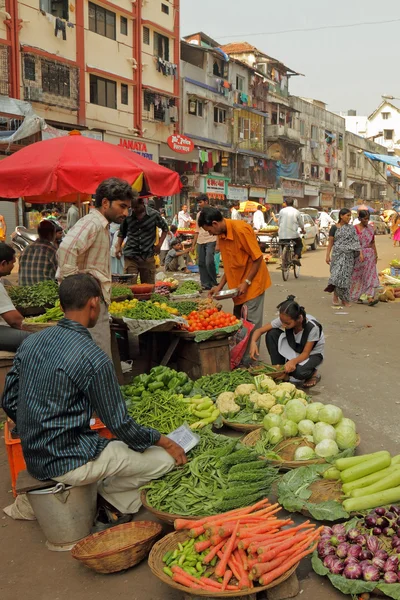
[167,423,200,453]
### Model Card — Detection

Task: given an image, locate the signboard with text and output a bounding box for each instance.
[249,186,267,199]
[118,138,153,160]
[205,177,226,195]
[281,179,304,198]
[167,134,194,154]
[227,186,248,201]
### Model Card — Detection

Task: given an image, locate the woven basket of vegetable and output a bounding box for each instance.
[148,530,299,597]
[222,420,261,433]
[23,321,58,332]
[141,491,205,526]
[71,520,162,574]
[242,430,360,470]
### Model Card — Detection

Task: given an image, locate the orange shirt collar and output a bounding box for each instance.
[221,219,234,241]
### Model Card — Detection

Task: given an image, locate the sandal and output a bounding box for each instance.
[303,373,321,389]
[368,298,379,307]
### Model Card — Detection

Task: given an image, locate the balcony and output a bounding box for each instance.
[266,124,301,144]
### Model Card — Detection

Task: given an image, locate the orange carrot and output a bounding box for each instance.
[222,569,233,591]
[203,540,225,564]
[217,550,242,581]
[238,519,293,538]
[215,520,240,578]
[238,547,248,571]
[258,542,318,585]
[233,549,252,589]
[254,536,318,578]
[210,534,226,546]
[257,531,311,562]
[172,573,202,589]
[201,499,270,529]
[194,539,211,552]
[189,525,205,538]
[240,531,282,550]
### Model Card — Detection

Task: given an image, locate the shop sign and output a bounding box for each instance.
[206,177,226,195]
[118,138,153,160]
[320,192,333,207]
[249,186,267,199]
[267,189,284,205]
[281,179,304,198]
[227,186,248,201]
[304,185,319,196]
[167,134,194,154]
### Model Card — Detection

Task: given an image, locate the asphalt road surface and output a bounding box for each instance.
[0,235,399,600]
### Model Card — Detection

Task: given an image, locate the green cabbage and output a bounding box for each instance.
[268,427,284,445]
[263,413,282,431]
[313,422,336,444]
[297,419,315,436]
[335,424,357,450]
[285,399,307,423]
[315,439,339,458]
[306,402,324,422]
[335,417,356,431]
[282,420,298,438]
[294,446,316,461]
[318,404,343,425]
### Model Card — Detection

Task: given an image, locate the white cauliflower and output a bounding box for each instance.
[259,376,278,393]
[269,404,284,415]
[278,382,297,396]
[234,384,256,397]
[216,392,240,415]
[249,391,276,411]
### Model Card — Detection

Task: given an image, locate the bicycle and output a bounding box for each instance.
[280,240,300,281]
[319,227,329,247]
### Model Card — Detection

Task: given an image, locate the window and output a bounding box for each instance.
[325,168,331,182]
[299,120,305,136]
[161,3,169,14]
[143,26,150,45]
[236,75,245,91]
[338,133,343,150]
[41,60,70,97]
[24,56,36,82]
[382,112,391,120]
[239,116,250,140]
[325,130,333,144]
[188,99,203,117]
[121,83,128,105]
[214,107,226,124]
[154,32,169,60]
[90,74,116,109]
[40,0,68,19]
[311,125,318,141]
[120,16,128,36]
[311,164,319,178]
[349,151,357,168]
[338,169,342,182]
[88,2,116,41]
[384,129,394,140]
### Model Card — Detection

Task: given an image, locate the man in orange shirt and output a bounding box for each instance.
[198,207,271,362]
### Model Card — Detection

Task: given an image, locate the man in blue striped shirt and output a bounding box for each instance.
[2,274,186,516]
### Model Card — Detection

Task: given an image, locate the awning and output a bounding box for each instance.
[364,152,400,167]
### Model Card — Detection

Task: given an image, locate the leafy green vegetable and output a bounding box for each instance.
[195,370,254,397]
[172,280,201,295]
[8,280,59,308]
[111,285,133,299]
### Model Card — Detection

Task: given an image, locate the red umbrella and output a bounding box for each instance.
[0,131,181,202]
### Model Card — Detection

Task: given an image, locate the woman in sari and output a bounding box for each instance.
[350,210,379,305]
[325,208,362,307]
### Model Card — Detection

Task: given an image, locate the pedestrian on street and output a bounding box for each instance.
[350,210,379,305]
[0,243,31,352]
[392,214,400,247]
[325,208,361,307]
[253,204,265,231]
[19,220,58,286]
[57,177,132,357]
[67,203,80,231]
[0,213,6,242]
[115,194,168,285]
[249,295,324,388]
[191,194,218,291]
[178,204,194,229]
[199,207,271,363]
[230,201,241,220]
[278,198,305,266]
[165,238,190,272]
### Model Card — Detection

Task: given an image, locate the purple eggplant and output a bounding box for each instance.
[386,511,395,521]
[364,514,377,529]
[362,564,380,582]
[375,549,389,561]
[384,571,399,583]
[317,542,336,558]
[383,527,396,537]
[377,517,390,529]
[347,528,360,541]
[375,507,387,516]
[348,544,363,559]
[329,557,345,574]
[330,534,347,546]
[360,550,373,561]
[396,529,400,537]
[356,534,367,546]
[343,563,363,579]
[322,526,334,537]
[366,536,380,555]
[392,536,400,549]
[323,555,337,570]
[344,556,359,566]
[390,505,400,515]
[396,518,400,528]
[385,556,399,572]
[372,557,386,570]
[336,542,350,559]
[359,560,372,571]
[373,527,383,536]
[332,524,346,536]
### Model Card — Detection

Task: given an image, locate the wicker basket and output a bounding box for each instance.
[222,419,262,433]
[242,429,360,470]
[71,520,162,574]
[148,530,299,597]
[23,321,58,332]
[141,490,205,526]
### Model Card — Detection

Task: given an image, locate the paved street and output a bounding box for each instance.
[1,235,399,600]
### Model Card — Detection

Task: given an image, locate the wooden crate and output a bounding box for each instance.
[0,351,15,397]
[175,336,231,379]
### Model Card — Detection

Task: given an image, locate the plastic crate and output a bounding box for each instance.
[4,419,113,497]
[390,266,400,277]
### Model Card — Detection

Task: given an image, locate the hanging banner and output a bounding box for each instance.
[227,185,248,201]
[267,189,284,205]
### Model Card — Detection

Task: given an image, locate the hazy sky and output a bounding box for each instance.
[180,0,400,116]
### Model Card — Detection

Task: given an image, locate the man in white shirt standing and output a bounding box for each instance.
[319,208,334,230]
[230,202,241,220]
[278,198,305,266]
[253,205,265,231]
[178,204,193,229]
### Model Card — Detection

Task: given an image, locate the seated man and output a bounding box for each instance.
[18,220,58,286]
[164,238,190,272]
[0,243,31,352]
[2,273,186,518]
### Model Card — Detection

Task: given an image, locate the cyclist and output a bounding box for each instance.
[278,198,305,266]
[318,208,334,244]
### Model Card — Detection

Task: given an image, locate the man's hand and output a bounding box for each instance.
[249,340,259,360]
[237,281,249,297]
[208,285,222,298]
[154,243,162,255]
[156,435,187,465]
[115,250,122,259]
[285,359,297,374]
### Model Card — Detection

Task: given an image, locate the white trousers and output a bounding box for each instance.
[54,441,175,514]
[90,300,112,358]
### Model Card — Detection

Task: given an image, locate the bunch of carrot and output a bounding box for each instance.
[168,498,321,592]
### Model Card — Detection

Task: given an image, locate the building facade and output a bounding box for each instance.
[345,132,388,209]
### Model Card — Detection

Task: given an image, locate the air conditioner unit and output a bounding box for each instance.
[24,86,43,102]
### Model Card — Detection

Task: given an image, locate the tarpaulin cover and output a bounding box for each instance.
[0,133,182,202]
[364,152,400,167]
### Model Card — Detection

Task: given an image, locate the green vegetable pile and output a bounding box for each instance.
[150,293,197,316]
[187,427,233,459]
[125,390,200,433]
[25,302,64,323]
[172,280,201,295]
[195,370,254,397]
[8,280,59,308]
[122,303,176,320]
[111,285,133,299]
[122,366,194,398]
[142,440,279,515]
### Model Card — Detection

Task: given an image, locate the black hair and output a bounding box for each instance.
[257,204,263,210]
[41,209,50,217]
[358,209,369,220]
[198,206,223,228]
[170,238,181,247]
[94,177,134,208]
[59,274,102,311]
[38,219,56,240]
[197,193,209,203]
[0,242,15,263]
[284,198,295,207]
[277,295,306,324]
[170,224,178,233]
[230,201,240,209]
[338,208,351,223]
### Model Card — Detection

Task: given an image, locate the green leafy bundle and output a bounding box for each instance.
[8,280,59,308]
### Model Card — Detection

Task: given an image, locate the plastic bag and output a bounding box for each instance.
[229,305,255,369]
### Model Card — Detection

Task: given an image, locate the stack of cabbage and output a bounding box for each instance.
[263,398,358,461]
[215,375,309,426]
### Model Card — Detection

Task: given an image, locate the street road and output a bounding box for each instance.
[0,235,399,600]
